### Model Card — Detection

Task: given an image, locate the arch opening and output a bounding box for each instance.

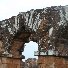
[22,41,38,61]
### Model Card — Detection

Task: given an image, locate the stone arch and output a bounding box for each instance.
[0,6,68,68]
[23,41,38,60]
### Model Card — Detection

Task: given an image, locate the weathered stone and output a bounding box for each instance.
[38,56,68,68]
[0,5,68,68]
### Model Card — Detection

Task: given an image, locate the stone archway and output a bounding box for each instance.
[0,6,68,68]
[22,41,38,61]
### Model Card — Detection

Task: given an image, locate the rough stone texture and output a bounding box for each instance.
[0,57,21,68]
[38,56,68,68]
[0,5,68,68]
[0,5,68,57]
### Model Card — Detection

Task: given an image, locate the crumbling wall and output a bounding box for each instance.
[35,6,68,57]
[1,6,68,57]
[0,6,68,68]
[38,56,68,68]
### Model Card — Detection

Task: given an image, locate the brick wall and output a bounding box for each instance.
[38,56,68,68]
[0,57,21,68]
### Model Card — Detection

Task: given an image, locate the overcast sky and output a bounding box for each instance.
[22,41,38,61]
[0,0,68,20]
[0,0,68,60]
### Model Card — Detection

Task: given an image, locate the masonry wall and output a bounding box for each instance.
[38,56,68,68]
[0,39,24,68]
[0,57,21,68]
[0,6,68,68]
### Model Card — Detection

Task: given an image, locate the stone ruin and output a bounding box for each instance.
[0,6,68,68]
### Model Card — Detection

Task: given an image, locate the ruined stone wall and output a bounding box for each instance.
[0,57,21,68]
[38,56,68,68]
[0,6,68,57]
[0,6,68,68]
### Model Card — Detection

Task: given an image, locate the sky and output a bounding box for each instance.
[22,41,38,61]
[0,0,68,20]
[0,0,68,60]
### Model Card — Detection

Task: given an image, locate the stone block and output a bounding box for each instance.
[0,41,3,47]
[2,58,13,64]
[38,56,68,68]
[7,63,17,68]
[0,64,8,68]
[12,59,20,65]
